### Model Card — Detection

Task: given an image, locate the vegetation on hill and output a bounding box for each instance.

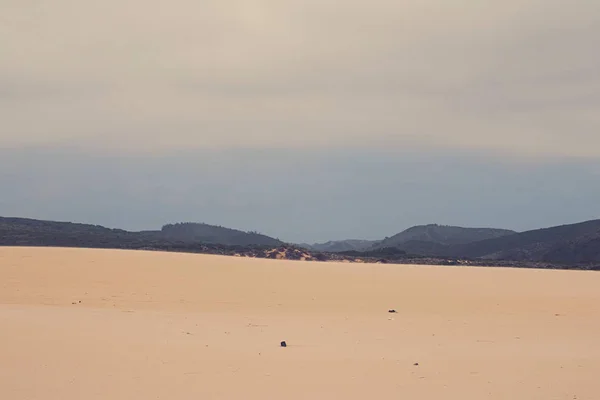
[301,239,379,253]
[161,222,282,246]
[543,235,600,264]
[0,217,282,248]
[445,220,600,262]
[373,224,516,249]
[1,216,598,269]
[361,221,600,264]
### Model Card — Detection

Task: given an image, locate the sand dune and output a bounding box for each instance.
[1,247,599,399]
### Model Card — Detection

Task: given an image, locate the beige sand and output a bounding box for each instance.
[1,247,599,399]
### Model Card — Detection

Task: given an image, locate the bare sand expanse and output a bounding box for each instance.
[1,247,600,399]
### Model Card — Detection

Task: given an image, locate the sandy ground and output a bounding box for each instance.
[1,247,599,399]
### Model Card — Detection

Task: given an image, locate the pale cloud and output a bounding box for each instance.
[1,0,599,155]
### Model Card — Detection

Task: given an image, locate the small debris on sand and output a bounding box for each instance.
[388,309,397,313]
[414,363,419,366]
[280,341,287,347]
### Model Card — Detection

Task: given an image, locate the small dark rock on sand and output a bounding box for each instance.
[280,341,287,347]
[388,309,397,313]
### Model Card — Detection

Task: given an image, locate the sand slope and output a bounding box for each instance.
[1,247,599,399]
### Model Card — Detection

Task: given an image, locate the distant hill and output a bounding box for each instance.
[366,221,600,264]
[0,217,283,248]
[542,235,600,264]
[0,217,144,247]
[1,216,599,267]
[161,222,282,246]
[301,239,379,253]
[373,224,516,250]
[445,220,600,263]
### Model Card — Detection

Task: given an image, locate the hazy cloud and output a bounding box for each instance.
[1,0,599,155]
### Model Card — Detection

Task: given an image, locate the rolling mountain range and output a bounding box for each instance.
[373,224,516,248]
[1,216,599,266]
[444,219,600,262]
[160,222,282,246]
[339,221,600,264]
[303,225,515,254]
[0,217,283,248]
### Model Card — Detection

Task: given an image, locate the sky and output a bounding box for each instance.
[1,0,599,243]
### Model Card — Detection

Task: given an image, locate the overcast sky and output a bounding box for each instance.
[1,1,599,242]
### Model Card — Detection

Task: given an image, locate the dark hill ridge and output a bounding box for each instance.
[446,219,600,262]
[543,235,600,264]
[1,216,599,268]
[161,222,282,246]
[0,217,129,235]
[0,217,143,247]
[0,217,283,247]
[367,220,600,264]
[373,224,516,249]
[0,217,350,263]
[325,221,600,265]
[301,225,516,254]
